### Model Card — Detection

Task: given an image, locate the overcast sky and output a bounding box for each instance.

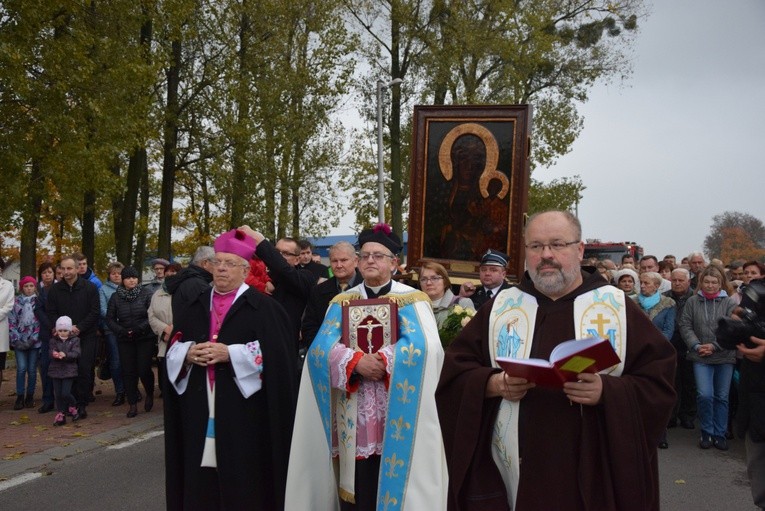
[332,0,765,261]
[542,0,765,260]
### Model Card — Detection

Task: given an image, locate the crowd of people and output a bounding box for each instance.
[0,211,763,510]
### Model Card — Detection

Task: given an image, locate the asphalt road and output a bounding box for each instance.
[0,419,759,510]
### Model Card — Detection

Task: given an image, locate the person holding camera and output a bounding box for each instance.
[106,266,155,418]
[680,265,737,450]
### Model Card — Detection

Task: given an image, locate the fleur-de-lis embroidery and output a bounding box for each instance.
[311,344,325,368]
[399,342,422,367]
[400,316,416,335]
[317,382,328,404]
[384,452,405,478]
[396,379,415,404]
[320,317,340,336]
[389,416,411,441]
[381,490,398,511]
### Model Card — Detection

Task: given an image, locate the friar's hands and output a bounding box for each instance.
[355,353,386,381]
[563,372,603,405]
[486,372,535,401]
[738,336,765,363]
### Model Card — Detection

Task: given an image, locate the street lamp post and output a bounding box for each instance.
[376,78,403,224]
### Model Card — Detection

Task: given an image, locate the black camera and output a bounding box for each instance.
[716,279,765,350]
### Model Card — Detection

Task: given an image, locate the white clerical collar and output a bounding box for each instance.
[366,280,392,294]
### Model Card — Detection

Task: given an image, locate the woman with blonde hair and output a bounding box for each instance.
[679,265,737,450]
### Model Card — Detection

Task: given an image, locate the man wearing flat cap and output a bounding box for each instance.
[459,249,512,309]
[286,223,448,511]
[163,229,297,511]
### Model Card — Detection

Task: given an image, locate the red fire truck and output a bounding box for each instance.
[584,240,644,265]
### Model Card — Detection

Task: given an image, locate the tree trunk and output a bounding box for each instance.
[158,37,179,260]
[134,153,149,269]
[115,148,143,264]
[82,189,96,265]
[19,160,44,276]
[230,7,250,228]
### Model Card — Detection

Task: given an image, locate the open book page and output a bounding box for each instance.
[496,337,620,387]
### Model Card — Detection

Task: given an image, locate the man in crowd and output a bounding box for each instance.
[458,249,512,309]
[298,239,329,280]
[301,241,361,348]
[164,229,296,510]
[688,251,706,288]
[286,224,447,510]
[73,251,102,289]
[621,253,635,268]
[46,255,101,418]
[664,267,697,429]
[245,233,316,355]
[146,257,170,293]
[664,254,677,266]
[437,210,676,511]
[639,255,671,293]
[166,246,214,321]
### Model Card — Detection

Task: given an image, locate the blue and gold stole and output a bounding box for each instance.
[308,289,429,511]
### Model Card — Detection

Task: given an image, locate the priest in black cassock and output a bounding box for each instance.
[164,228,297,510]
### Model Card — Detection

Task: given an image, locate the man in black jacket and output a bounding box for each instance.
[301,241,361,348]
[458,249,512,309]
[165,246,215,321]
[46,255,100,418]
[249,234,316,355]
[664,267,697,429]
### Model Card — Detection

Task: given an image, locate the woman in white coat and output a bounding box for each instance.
[0,259,16,395]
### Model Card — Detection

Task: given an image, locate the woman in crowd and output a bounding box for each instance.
[680,265,737,450]
[35,262,57,413]
[148,262,182,398]
[613,268,639,299]
[106,266,155,418]
[100,262,126,406]
[419,261,474,329]
[9,276,41,409]
[733,260,765,305]
[636,271,677,449]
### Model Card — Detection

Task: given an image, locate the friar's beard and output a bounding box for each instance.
[529,258,581,297]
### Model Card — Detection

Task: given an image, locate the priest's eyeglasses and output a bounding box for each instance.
[210,259,247,269]
[358,252,394,262]
[525,241,580,253]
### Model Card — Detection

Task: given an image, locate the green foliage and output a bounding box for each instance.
[528,175,586,215]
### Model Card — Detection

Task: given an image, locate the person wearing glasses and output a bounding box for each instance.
[420,260,475,328]
[458,249,512,309]
[286,223,448,511]
[248,234,317,357]
[164,229,296,510]
[437,210,676,511]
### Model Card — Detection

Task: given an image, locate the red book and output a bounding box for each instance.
[495,337,621,388]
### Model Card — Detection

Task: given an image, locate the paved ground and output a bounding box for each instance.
[0,366,162,479]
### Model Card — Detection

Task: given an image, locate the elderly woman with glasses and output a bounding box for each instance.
[419,261,474,328]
